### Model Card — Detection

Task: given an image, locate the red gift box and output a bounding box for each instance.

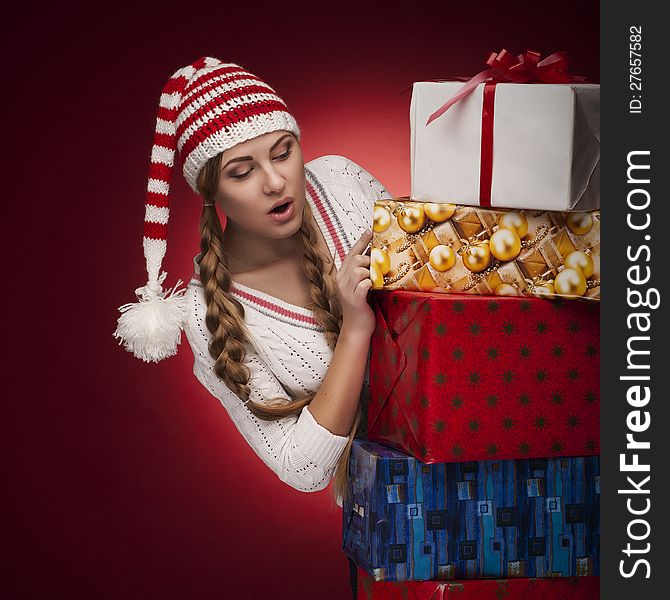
[357,568,600,599]
[368,291,600,463]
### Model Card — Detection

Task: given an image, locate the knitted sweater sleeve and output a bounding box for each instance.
[305,154,392,230]
[183,283,349,493]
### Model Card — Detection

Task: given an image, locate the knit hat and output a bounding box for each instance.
[114,57,300,362]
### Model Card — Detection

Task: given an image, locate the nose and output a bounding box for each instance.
[262,163,286,195]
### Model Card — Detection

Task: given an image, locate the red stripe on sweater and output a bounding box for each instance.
[306,180,346,262]
[231,287,320,326]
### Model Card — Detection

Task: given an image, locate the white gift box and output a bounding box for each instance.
[410,81,600,211]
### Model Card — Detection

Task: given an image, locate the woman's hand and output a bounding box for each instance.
[336,229,376,338]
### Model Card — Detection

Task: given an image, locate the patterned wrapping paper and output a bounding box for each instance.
[369,290,600,464]
[371,199,600,301]
[343,441,600,583]
[357,568,600,599]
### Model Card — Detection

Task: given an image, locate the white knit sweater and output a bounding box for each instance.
[183,156,390,492]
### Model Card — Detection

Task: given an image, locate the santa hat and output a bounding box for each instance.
[114,57,300,362]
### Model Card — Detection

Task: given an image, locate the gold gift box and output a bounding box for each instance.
[371,199,600,300]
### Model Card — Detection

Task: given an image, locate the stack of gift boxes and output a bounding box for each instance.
[343,54,601,599]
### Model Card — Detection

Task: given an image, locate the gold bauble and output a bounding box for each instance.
[397,205,426,234]
[566,213,593,235]
[370,247,391,275]
[370,264,385,289]
[429,245,456,272]
[373,205,392,233]
[494,283,519,296]
[462,243,492,273]
[554,268,587,297]
[533,282,556,299]
[424,202,456,223]
[489,228,521,262]
[564,251,594,278]
[499,212,528,238]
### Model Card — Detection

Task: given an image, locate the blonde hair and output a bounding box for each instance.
[196,150,360,501]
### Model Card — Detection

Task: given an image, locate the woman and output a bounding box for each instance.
[114,57,389,593]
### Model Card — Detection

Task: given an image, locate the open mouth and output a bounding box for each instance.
[270,201,292,214]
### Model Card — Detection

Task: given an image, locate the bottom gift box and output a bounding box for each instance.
[357,568,600,599]
[343,440,599,581]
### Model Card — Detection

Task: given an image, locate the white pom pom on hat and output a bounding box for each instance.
[114,56,300,361]
[114,273,187,363]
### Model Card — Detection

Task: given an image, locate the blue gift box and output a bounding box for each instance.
[343,440,599,582]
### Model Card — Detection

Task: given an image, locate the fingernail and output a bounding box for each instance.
[365,228,372,235]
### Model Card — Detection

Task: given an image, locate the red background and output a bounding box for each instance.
[6,1,599,598]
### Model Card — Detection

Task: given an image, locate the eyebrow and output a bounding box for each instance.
[221,134,293,171]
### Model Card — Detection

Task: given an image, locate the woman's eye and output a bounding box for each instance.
[274,147,292,160]
[227,144,291,178]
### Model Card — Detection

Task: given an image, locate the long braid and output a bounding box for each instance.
[196,152,360,501]
[199,205,252,400]
[296,202,342,349]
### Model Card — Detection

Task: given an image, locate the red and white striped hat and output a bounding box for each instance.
[114,57,300,363]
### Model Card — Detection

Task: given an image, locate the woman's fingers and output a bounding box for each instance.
[335,230,376,333]
[351,229,373,254]
[337,230,376,311]
[354,277,373,300]
[338,263,371,298]
[341,230,373,270]
[351,254,371,267]
[340,256,370,282]
[353,266,371,280]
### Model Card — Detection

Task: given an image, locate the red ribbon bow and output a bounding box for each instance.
[426,49,583,125]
